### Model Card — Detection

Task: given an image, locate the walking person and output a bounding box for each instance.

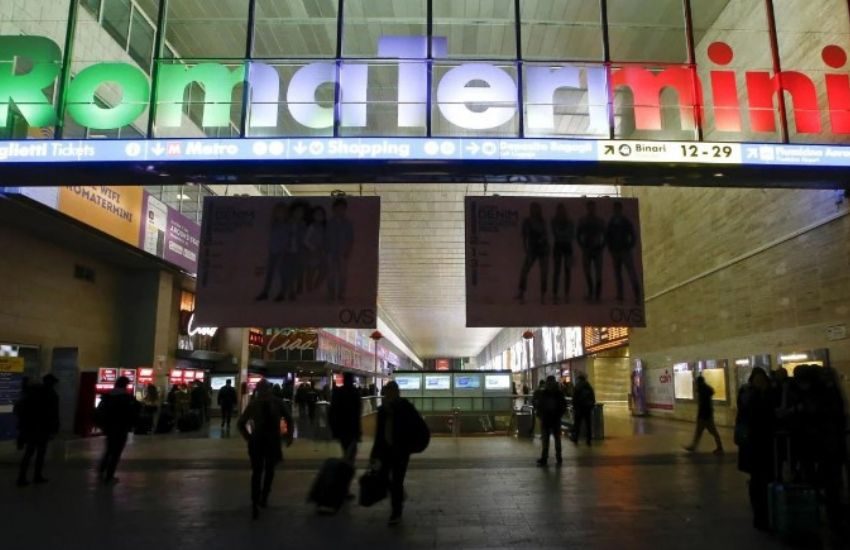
[371,381,430,525]
[14,374,59,487]
[550,203,575,304]
[576,200,606,302]
[571,373,596,445]
[605,201,641,303]
[95,376,140,484]
[735,367,775,531]
[217,379,238,432]
[329,373,362,463]
[684,376,724,455]
[238,380,293,519]
[536,376,568,466]
[515,202,550,304]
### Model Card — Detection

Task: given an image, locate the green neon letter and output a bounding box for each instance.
[66,63,150,129]
[0,36,62,128]
[155,63,245,128]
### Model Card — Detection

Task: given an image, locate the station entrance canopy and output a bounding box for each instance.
[2,33,850,186]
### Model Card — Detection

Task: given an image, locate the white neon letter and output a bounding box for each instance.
[437,64,517,130]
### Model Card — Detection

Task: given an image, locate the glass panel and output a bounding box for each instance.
[521,0,603,60]
[0,0,72,139]
[81,0,102,19]
[523,63,608,138]
[774,0,850,144]
[152,60,245,138]
[63,0,158,139]
[692,0,780,142]
[101,0,132,48]
[607,0,687,63]
[246,61,335,137]
[339,61,427,137]
[431,62,519,137]
[343,0,427,57]
[254,0,338,58]
[164,0,250,59]
[432,0,516,59]
[128,8,155,73]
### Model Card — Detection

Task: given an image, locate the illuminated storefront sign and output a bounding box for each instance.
[4,34,850,141]
[583,327,630,354]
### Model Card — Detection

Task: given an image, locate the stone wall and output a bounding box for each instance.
[627,185,850,425]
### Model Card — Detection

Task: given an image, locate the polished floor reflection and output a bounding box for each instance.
[1,410,786,549]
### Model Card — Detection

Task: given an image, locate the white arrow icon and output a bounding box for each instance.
[150,143,165,156]
[466,142,480,155]
[293,141,307,155]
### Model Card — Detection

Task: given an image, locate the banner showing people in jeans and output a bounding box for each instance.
[196,196,379,328]
[466,196,645,328]
[515,202,549,304]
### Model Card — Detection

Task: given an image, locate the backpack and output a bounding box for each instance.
[540,392,560,418]
[407,409,431,454]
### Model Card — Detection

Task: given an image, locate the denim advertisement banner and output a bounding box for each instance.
[195,196,380,328]
[465,196,645,327]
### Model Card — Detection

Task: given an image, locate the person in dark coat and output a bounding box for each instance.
[735,367,775,531]
[238,380,293,519]
[571,373,596,445]
[15,374,59,486]
[536,376,568,466]
[329,372,362,462]
[95,376,140,484]
[217,379,238,431]
[684,376,724,454]
[371,381,425,525]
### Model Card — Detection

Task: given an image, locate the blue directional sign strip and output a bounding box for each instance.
[1,138,850,167]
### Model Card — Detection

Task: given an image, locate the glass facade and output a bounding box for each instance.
[1,0,849,144]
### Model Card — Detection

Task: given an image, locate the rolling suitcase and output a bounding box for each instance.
[155,410,174,433]
[768,433,820,540]
[177,411,201,432]
[308,458,355,512]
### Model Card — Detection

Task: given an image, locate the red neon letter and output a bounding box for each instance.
[746,71,821,134]
[707,42,742,132]
[610,66,700,131]
[823,45,850,134]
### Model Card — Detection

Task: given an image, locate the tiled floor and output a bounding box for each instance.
[0,410,801,549]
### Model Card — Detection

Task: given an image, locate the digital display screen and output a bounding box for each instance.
[485,375,511,390]
[701,367,728,402]
[454,376,480,390]
[210,376,231,391]
[424,375,451,390]
[395,375,421,390]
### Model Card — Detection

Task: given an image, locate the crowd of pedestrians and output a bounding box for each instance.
[735,365,847,535]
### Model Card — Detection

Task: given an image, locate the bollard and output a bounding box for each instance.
[451,407,461,437]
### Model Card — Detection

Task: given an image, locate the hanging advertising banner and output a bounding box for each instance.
[646,367,674,411]
[466,196,645,327]
[195,196,380,328]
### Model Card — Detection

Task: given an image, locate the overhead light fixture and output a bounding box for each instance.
[779,353,809,362]
[177,193,191,201]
